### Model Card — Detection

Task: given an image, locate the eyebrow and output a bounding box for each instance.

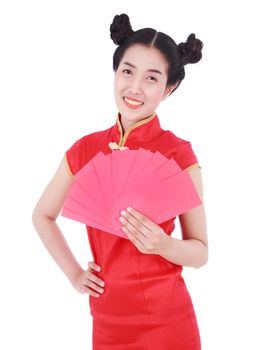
[122,61,163,75]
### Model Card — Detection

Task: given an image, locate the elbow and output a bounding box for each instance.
[32,209,40,228]
[195,257,208,269]
[32,208,37,224]
[194,245,209,269]
[31,208,47,228]
[32,209,57,229]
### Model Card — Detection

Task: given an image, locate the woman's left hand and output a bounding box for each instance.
[119,207,169,255]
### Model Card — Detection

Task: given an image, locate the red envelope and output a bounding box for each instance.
[61,148,201,239]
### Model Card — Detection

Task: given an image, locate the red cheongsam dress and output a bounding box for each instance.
[64,112,202,350]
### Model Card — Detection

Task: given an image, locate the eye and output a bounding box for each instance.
[122,69,132,75]
[121,69,157,82]
[147,76,157,82]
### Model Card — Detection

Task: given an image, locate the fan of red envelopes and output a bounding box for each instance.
[61,147,201,239]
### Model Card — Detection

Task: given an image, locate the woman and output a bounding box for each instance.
[32,13,208,350]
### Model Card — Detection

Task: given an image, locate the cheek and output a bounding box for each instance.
[146,89,162,103]
[114,78,125,94]
[149,85,166,101]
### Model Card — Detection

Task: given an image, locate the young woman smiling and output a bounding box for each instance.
[32,13,207,350]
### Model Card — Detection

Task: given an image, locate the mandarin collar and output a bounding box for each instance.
[109,112,163,150]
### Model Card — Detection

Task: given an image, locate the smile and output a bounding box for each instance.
[123,97,144,108]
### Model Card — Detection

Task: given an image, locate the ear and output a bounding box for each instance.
[162,82,179,100]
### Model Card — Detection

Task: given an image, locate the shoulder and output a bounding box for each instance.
[163,130,201,171]
[64,125,113,176]
[163,128,189,146]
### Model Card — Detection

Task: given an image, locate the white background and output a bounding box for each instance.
[1,1,253,349]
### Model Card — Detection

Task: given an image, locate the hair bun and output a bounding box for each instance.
[178,33,203,65]
[110,13,134,46]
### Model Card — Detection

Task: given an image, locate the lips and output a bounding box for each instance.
[124,96,144,103]
[122,96,144,109]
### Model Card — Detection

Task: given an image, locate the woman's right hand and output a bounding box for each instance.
[71,262,105,297]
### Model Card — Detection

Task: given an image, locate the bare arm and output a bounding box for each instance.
[32,157,84,284]
[159,166,208,268]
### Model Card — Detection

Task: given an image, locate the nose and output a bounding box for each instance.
[128,77,143,95]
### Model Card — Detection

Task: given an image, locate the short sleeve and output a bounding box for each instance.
[174,141,201,170]
[64,136,88,176]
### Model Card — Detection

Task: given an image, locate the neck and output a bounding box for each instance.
[119,114,153,134]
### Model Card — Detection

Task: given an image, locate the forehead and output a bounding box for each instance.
[120,44,168,74]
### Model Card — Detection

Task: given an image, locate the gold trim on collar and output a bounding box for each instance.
[116,112,156,147]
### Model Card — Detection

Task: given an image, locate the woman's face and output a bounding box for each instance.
[114,44,177,131]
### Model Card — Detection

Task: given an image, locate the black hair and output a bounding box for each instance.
[110,13,203,94]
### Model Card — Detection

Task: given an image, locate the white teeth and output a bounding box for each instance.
[124,97,143,106]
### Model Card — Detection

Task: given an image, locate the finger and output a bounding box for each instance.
[82,285,101,298]
[88,261,101,272]
[86,271,105,287]
[124,226,145,251]
[121,212,150,239]
[85,279,104,295]
[122,222,148,248]
[125,207,158,231]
